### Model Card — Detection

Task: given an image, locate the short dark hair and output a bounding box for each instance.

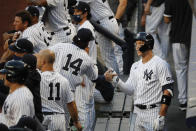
[26,6,40,18]
[15,10,32,27]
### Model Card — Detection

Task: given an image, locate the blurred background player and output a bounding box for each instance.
[72,2,97,130]
[27,0,76,44]
[77,0,120,74]
[22,54,43,122]
[0,60,35,127]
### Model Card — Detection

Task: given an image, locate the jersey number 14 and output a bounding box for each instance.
[63,54,83,76]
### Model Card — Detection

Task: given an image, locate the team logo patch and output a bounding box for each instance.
[143,69,153,81]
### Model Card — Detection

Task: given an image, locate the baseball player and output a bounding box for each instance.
[164,0,192,110]
[21,21,52,53]
[1,11,32,63]
[27,0,76,44]
[72,2,97,130]
[0,60,35,127]
[0,38,34,69]
[105,32,174,131]
[36,49,82,131]
[48,28,98,92]
[77,0,120,74]
[22,54,43,123]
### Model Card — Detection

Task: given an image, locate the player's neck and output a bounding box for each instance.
[79,18,87,25]
[9,83,24,94]
[142,51,154,64]
[41,64,54,72]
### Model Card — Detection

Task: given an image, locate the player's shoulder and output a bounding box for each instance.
[80,21,94,30]
[14,86,33,98]
[49,42,72,51]
[153,56,169,66]
[153,56,170,70]
[131,60,141,70]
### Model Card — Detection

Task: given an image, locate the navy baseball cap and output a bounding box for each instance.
[77,28,94,42]
[75,1,90,13]
[22,54,37,70]
[9,38,33,53]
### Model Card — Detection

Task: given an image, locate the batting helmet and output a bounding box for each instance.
[0,60,28,83]
[135,32,154,52]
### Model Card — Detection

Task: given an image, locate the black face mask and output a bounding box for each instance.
[72,14,82,23]
[13,55,22,60]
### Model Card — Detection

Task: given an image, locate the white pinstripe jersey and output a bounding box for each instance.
[0,86,35,127]
[22,22,52,53]
[45,0,70,32]
[49,43,98,91]
[121,56,174,105]
[77,20,97,64]
[40,71,74,113]
[77,0,114,21]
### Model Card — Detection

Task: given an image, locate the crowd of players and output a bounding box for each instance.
[0,0,193,131]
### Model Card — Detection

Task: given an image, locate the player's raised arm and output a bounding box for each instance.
[104,69,136,96]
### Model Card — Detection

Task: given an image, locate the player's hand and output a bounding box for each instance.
[81,78,85,87]
[144,4,151,15]
[104,69,117,82]
[104,69,119,87]
[74,121,83,131]
[141,14,146,27]
[153,115,165,131]
[3,32,14,41]
[12,31,21,42]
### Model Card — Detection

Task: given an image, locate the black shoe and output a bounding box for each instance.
[179,103,187,111]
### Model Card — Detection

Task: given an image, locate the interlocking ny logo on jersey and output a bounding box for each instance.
[143,69,153,81]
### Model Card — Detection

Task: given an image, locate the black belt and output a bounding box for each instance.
[135,104,158,110]
[43,112,64,115]
[97,16,114,24]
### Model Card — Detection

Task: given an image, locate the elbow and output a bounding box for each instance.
[164,16,171,24]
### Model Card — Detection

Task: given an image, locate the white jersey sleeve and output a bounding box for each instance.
[22,22,51,53]
[62,78,74,104]
[117,63,137,96]
[82,61,98,81]
[47,0,59,7]
[77,0,94,3]
[157,60,174,86]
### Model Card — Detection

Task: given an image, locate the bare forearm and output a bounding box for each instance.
[146,0,154,6]
[67,101,79,122]
[0,49,14,63]
[115,0,127,19]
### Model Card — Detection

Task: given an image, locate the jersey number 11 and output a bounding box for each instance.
[48,82,60,100]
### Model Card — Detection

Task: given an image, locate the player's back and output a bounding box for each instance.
[40,71,74,113]
[46,0,70,32]
[49,43,98,91]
